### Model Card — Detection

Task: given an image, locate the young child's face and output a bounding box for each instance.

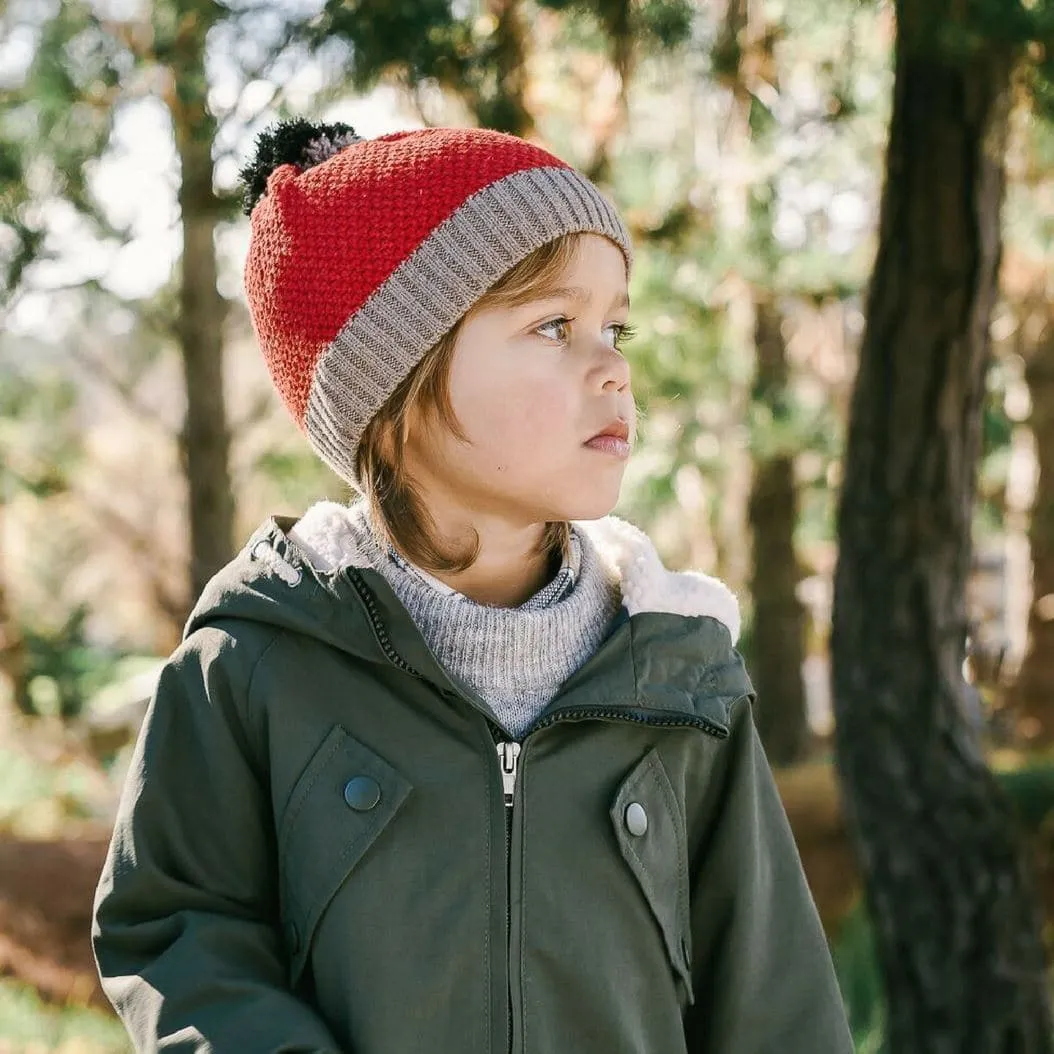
[404,233,635,524]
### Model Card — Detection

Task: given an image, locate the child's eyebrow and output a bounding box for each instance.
[535,286,631,311]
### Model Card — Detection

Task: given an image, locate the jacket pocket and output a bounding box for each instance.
[610,746,694,1006]
[278,724,413,985]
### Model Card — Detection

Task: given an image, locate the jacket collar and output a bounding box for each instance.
[287,500,742,645]
[208,502,754,739]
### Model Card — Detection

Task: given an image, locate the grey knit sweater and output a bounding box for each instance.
[339,500,622,738]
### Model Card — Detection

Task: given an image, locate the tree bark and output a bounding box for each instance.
[164,0,235,607]
[830,1,1052,1049]
[722,0,810,765]
[480,0,533,136]
[749,298,809,764]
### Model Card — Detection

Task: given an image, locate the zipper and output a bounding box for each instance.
[347,570,734,1049]
[531,706,730,739]
[489,708,724,1054]
[497,741,521,807]
[494,734,519,1054]
[346,569,426,679]
[348,568,731,742]
[349,570,523,1051]
[488,707,729,1054]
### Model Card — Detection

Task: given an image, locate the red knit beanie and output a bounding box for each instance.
[240,120,633,487]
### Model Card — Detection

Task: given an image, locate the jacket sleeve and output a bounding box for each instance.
[91,626,344,1053]
[683,692,854,1053]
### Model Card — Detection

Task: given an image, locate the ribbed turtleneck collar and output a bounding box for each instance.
[337,500,622,738]
[385,527,580,610]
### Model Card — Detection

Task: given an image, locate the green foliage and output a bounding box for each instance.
[578,0,888,559]
[308,0,471,96]
[20,605,135,720]
[636,0,695,48]
[1005,106,1054,255]
[1034,56,1054,123]
[933,0,1054,56]
[982,370,1016,461]
[624,249,731,396]
[534,0,695,49]
[975,363,1015,533]
[308,0,694,136]
[0,0,130,298]
[252,445,351,510]
[0,356,80,496]
[832,899,888,1054]
[996,759,1054,830]
[0,976,130,1052]
[0,734,112,836]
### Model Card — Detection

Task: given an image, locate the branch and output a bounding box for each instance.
[229,388,279,437]
[209,15,301,124]
[0,272,110,330]
[64,345,177,438]
[75,490,188,630]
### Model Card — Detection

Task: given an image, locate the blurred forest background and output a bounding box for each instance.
[1,0,1054,1049]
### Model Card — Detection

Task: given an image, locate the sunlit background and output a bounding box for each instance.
[2,0,1053,1048]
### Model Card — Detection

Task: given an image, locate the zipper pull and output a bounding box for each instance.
[497,741,521,808]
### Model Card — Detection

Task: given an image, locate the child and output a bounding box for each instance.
[92,119,853,1053]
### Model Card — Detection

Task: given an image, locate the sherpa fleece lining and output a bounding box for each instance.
[287,502,742,645]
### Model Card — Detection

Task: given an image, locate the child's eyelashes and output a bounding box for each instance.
[614,322,637,348]
[536,316,638,350]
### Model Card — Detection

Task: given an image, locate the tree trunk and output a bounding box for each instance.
[830,1,1052,1048]
[477,0,533,136]
[164,0,235,608]
[1012,310,1054,743]
[722,0,809,765]
[749,297,809,764]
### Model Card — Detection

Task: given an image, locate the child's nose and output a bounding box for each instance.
[599,347,632,393]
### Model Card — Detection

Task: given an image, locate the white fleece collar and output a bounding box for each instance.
[287,501,741,644]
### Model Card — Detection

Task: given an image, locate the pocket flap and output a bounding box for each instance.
[610,747,694,1004]
[279,724,412,984]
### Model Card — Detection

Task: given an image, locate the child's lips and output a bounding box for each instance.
[584,434,632,458]
[587,418,631,443]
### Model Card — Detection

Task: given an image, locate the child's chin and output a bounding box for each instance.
[556,487,624,523]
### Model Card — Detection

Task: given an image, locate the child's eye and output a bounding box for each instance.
[536,316,574,343]
[610,322,637,350]
[535,317,638,350]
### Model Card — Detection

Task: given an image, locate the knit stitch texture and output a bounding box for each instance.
[338,500,621,738]
[385,532,578,610]
[242,126,633,487]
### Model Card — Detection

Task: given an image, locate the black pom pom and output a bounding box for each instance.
[238,118,365,216]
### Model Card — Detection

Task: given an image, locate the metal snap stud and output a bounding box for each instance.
[625,801,648,836]
[343,775,381,811]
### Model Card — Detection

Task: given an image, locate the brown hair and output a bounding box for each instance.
[354,232,624,575]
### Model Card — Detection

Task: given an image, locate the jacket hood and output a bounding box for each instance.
[185,501,753,734]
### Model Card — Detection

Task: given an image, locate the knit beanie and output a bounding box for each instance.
[239,118,634,487]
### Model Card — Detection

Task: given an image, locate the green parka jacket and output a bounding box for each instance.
[92,504,853,1054]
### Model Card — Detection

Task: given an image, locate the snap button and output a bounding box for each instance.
[625,801,648,836]
[343,776,381,811]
